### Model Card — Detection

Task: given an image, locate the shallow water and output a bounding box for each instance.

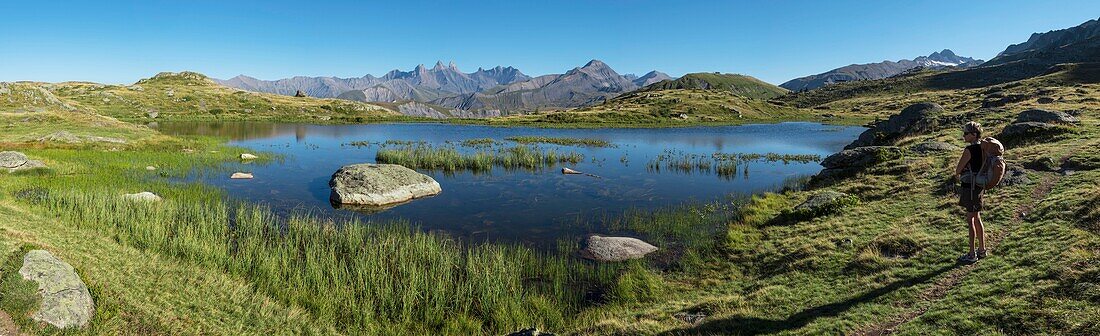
[154,122,862,246]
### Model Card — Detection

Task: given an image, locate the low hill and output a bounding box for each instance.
[640,73,789,100]
[41,71,401,122]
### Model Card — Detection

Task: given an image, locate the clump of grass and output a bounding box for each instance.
[0,245,43,329]
[376,143,582,172]
[647,149,821,178]
[505,136,613,148]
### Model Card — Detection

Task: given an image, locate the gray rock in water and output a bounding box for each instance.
[579,235,658,262]
[845,102,943,149]
[820,146,902,169]
[239,153,258,160]
[0,151,29,168]
[123,191,162,202]
[329,164,441,206]
[909,141,960,155]
[1015,109,1079,124]
[19,250,94,329]
[792,191,855,216]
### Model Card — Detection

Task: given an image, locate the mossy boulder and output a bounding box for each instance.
[787,191,859,219]
[2,151,47,173]
[845,102,943,149]
[999,122,1074,146]
[18,250,94,329]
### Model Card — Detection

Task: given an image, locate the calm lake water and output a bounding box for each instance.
[154,122,862,246]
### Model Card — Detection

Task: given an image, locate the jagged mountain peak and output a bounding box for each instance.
[583,59,609,69]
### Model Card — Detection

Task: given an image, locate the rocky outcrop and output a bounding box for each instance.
[329,164,441,207]
[780,49,982,92]
[845,103,943,149]
[821,146,903,170]
[579,235,658,262]
[293,90,307,97]
[19,250,94,329]
[37,131,126,145]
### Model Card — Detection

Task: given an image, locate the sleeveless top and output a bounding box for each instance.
[965,143,983,173]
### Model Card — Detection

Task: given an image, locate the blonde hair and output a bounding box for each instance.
[963,121,982,137]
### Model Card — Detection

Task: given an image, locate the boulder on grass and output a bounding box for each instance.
[123,192,162,202]
[1014,109,1079,124]
[791,191,857,218]
[845,102,943,149]
[19,250,94,329]
[329,164,441,207]
[579,235,658,262]
[999,122,1072,145]
[0,151,29,168]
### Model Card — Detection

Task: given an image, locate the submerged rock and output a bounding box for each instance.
[329,164,441,207]
[19,250,94,329]
[579,235,658,262]
[123,191,162,202]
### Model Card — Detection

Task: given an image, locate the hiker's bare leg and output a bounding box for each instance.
[975,212,985,251]
[967,212,976,254]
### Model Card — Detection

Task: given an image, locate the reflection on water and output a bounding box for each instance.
[154,122,862,246]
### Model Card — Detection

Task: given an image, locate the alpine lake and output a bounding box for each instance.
[153,121,864,249]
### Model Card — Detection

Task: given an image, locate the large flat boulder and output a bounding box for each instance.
[579,235,658,262]
[18,250,94,329]
[845,102,943,149]
[329,163,441,207]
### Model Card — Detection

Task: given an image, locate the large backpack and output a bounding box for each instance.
[978,137,1007,189]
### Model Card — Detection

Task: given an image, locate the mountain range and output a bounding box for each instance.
[217,60,670,115]
[779,49,982,92]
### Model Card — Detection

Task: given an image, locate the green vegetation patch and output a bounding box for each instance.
[505,136,612,147]
[376,143,582,172]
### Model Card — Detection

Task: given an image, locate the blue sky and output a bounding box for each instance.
[1,1,1097,85]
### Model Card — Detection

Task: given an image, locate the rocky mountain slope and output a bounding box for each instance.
[780,49,982,92]
[217,61,531,102]
[430,60,651,113]
[983,18,1100,67]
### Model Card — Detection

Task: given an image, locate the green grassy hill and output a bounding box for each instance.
[4,71,403,123]
[641,73,790,100]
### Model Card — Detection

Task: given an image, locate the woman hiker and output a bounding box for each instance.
[955,121,987,263]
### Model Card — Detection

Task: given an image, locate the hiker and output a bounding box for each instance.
[954,121,987,263]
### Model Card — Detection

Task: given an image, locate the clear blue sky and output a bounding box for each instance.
[1,1,1097,85]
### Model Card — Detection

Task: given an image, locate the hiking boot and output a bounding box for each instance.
[958,252,978,264]
[976,249,990,259]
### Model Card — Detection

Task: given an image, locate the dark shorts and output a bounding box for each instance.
[959,184,983,212]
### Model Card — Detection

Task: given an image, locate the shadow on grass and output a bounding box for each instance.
[658,264,957,335]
